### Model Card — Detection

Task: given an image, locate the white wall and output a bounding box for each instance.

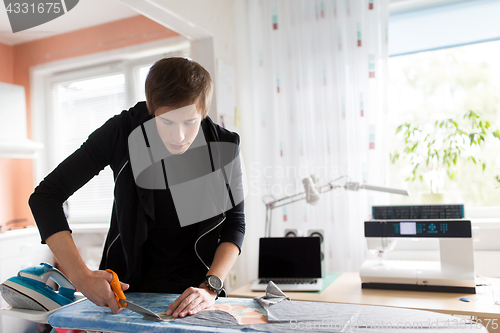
[148,0,237,66]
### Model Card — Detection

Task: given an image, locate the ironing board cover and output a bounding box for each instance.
[48,292,489,333]
[48,293,265,333]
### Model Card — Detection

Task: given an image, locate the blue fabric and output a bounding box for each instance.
[48,293,262,333]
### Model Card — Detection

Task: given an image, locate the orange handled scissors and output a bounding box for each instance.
[105,269,161,321]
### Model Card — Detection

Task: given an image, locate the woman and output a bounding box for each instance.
[29,57,245,318]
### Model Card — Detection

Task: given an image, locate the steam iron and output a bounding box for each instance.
[0,263,76,311]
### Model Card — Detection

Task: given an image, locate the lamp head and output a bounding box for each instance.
[303,177,321,205]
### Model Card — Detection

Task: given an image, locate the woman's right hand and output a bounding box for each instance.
[74,270,129,314]
[45,231,129,314]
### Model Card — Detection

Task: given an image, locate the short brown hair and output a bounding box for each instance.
[145,57,213,118]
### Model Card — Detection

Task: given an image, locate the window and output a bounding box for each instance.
[387,40,500,208]
[387,1,500,212]
[43,49,189,223]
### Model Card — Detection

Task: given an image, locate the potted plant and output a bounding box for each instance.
[391,111,500,203]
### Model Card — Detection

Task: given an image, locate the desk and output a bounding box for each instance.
[230,272,500,332]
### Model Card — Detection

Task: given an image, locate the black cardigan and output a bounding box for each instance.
[29,102,245,285]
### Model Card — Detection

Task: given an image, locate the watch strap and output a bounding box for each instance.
[202,275,223,300]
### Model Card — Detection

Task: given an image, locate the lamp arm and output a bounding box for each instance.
[265,193,307,237]
[318,183,344,194]
[264,191,307,208]
[265,183,343,209]
[264,175,347,208]
[262,175,407,237]
[265,204,272,238]
[267,194,307,209]
[264,183,343,237]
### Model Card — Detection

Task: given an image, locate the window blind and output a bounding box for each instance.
[50,73,127,223]
[389,0,500,56]
[133,65,151,103]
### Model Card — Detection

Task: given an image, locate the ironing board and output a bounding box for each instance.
[49,293,262,333]
[48,293,489,333]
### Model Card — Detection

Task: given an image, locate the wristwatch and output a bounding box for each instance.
[202,275,224,300]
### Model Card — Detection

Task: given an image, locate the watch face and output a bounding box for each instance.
[208,276,222,290]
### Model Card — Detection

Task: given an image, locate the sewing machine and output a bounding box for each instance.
[360,220,477,294]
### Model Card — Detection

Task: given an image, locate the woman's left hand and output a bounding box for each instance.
[166,286,217,318]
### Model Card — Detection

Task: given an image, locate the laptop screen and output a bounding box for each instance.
[258,237,322,279]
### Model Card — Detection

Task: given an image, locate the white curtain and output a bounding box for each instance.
[243,0,390,274]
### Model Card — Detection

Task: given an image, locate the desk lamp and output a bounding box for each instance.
[262,175,409,237]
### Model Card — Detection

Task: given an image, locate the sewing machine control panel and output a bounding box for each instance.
[365,220,471,238]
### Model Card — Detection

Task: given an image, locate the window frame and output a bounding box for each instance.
[387,3,500,221]
[30,37,190,224]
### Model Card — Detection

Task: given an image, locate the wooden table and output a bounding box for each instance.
[229,272,500,332]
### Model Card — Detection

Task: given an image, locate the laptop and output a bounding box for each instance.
[250,237,323,292]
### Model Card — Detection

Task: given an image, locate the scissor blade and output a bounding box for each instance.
[119,299,161,321]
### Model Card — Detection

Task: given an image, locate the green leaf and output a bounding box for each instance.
[483,163,486,171]
[471,156,477,164]
[419,175,423,182]
[469,133,474,141]
[450,172,456,180]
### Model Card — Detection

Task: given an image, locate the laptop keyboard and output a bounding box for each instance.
[258,278,318,284]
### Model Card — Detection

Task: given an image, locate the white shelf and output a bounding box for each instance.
[0,227,40,240]
[70,223,109,234]
[0,294,86,324]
